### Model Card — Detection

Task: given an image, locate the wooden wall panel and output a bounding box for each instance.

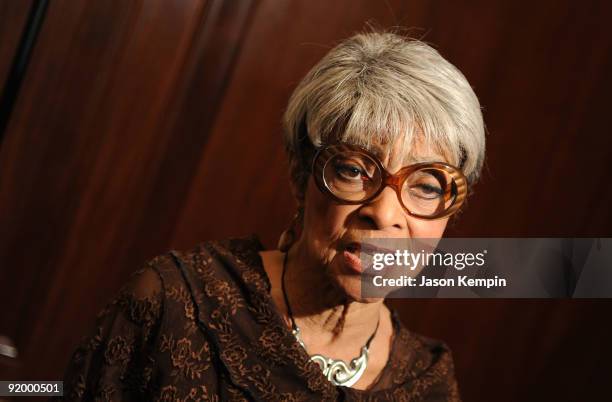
[0,0,610,400]
[439,1,612,237]
[0,0,33,90]
[0,0,256,382]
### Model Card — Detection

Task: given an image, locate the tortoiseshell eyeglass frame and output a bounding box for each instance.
[308,142,468,220]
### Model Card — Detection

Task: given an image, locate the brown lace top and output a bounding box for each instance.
[59,235,461,401]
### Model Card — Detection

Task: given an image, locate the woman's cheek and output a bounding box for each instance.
[408,217,449,238]
[304,179,334,237]
[303,179,346,259]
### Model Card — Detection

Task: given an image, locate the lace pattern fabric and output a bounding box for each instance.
[57,235,461,401]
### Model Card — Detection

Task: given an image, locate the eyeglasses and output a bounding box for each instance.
[310,143,468,220]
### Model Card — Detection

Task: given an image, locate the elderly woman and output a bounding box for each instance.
[61,31,484,401]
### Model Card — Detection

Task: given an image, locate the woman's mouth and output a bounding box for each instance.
[342,241,393,275]
[343,243,363,274]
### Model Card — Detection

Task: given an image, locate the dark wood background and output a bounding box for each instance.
[1,1,611,401]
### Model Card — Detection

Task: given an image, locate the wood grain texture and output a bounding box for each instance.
[0,0,256,382]
[0,0,34,90]
[0,0,610,400]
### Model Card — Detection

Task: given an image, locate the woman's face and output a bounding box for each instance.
[298,140,451,302]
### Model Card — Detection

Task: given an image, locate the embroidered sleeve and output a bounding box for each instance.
[59,266,164,401]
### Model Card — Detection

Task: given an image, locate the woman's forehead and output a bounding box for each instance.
[366,139,449,168]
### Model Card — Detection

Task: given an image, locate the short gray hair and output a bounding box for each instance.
[283,31,486,201]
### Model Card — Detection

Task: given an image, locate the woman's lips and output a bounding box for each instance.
[341,241,394,275]
[343,249,363,274]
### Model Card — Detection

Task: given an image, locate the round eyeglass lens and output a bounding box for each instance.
[322,150,382,202]
[401,168,457,217]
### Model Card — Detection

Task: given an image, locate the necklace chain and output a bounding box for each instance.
[281,250,379,387]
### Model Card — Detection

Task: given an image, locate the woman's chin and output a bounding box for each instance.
[330,272,384,304]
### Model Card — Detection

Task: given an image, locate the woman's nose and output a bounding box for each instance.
[358,186,406,232]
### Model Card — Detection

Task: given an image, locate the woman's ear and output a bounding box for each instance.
[277,205,304,252]
[290,179,307,204]
[287,153,310,203]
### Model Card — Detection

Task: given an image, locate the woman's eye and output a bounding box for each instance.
[335,164,368,181]
[410,183,443,199]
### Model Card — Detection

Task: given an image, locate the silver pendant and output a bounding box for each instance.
[292,327,369,387]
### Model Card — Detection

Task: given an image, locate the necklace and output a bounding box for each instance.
[281,251,380,387]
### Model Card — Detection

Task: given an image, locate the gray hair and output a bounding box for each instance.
[282,31,486,201]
